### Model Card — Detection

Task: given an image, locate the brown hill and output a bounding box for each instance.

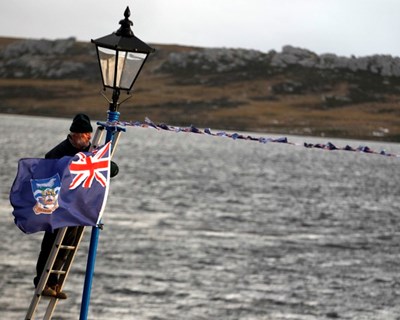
[1,37,399,142]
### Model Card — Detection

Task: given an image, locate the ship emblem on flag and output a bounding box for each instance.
[9,142,112,234]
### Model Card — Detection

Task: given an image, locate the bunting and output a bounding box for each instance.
[102,117,399,158]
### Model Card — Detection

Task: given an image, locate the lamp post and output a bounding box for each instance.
[80,7,154,320]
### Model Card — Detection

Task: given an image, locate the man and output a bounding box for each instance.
[34,113,118,299]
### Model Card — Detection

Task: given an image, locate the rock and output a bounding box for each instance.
[0,38,84,78]
[0,37,76,59]
[159,47,268,74]
[269,45,400,77]
[326,311,339,318]
[270,45,318,67]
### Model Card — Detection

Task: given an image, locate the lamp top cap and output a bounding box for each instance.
[116,6,134,37]
[91,6,155,53]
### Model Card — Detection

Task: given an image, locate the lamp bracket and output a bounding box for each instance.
[100,90,112,104]
[99,90,133,108]
[119,93,133,105]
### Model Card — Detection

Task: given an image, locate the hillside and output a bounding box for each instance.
[0,37,400,142]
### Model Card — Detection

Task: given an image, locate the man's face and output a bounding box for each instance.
[71,132,91,149]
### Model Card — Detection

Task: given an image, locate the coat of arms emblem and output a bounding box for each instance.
[30,174,61,215]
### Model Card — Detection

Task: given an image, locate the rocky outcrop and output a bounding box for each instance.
[161,45,400,77]
[161,48,269,73]
[0,38,89,78]
[1,38,400,79]
[271,45,400,76]
[1,37,76,58]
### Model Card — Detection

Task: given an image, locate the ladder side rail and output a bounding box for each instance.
[58,226,86,289]
[43,226,86,320]
[25,227,68,320]
[43,297,58,320]
[90,126,105,151]
[38,227,69,291]
[110,131,122,158]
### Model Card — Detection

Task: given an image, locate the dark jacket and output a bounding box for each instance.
[45,135,90,159]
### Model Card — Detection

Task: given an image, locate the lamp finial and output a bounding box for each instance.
[116,6,134,37]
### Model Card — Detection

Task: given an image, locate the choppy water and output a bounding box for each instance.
[0,114,400,320]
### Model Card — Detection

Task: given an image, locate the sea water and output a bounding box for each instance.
[0,114,399,320]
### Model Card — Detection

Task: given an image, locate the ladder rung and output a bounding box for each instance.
[59,245,76,250]
[49,270,67,275]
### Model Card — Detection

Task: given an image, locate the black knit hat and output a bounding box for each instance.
[70,113,93,133]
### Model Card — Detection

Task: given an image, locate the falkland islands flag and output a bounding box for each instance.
[10,142,111,234]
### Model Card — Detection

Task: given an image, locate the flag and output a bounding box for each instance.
[9,142,111,234]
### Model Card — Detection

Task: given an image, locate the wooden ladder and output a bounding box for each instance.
[25,226,86,319]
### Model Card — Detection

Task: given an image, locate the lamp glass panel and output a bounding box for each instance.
[98,47,117,87]
[116,52,147,89]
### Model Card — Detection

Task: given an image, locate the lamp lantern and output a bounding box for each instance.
[92,6,155,111]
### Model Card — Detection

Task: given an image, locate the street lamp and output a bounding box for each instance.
[80,7,154,320]
[92,6,155,113]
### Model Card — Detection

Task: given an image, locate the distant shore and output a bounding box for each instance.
[1,37,400,142]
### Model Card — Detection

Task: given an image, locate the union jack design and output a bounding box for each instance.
[69,142,111,189]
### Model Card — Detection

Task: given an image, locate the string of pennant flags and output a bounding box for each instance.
[107,117,399,158]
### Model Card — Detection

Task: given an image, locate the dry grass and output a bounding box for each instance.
[2,76,400,141]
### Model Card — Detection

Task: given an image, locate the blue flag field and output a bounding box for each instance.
[9,142,111,234]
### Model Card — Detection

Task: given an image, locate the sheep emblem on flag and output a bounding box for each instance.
[69,142,111,189]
